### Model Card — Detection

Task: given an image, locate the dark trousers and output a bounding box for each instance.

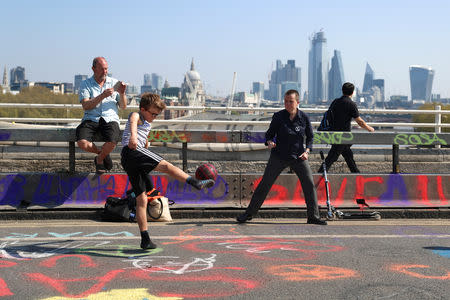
[318,144,360,173]
[245,154,320,220]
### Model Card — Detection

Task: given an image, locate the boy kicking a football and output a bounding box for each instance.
[121,93,215,249]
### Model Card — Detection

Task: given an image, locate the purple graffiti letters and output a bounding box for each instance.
[31,174,118,206]
[0,175,26,206]
[165,175,228,204]
[378,174,409,204]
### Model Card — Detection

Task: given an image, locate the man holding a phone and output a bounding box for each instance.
[75,57,127,174]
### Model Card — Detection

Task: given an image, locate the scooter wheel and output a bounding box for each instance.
[326,213,336,221]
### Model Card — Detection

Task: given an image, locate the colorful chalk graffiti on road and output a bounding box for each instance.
[0,226,448,299]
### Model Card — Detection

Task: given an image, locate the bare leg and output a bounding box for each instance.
[154,160,214,190]
[135,192,148,232]
[135,191,157,249]
[154,160,189,182]
[77,139,101,154]
[97,142,116,164]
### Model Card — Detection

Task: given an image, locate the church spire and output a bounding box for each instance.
[2,66,8,86]
[190,58,195,71]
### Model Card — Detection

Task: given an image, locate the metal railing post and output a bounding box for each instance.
[435,105,441,149]
[392,144,399,174]
[182,142,188,172]
[69,141,76,173]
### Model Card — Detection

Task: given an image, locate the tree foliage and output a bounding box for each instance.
[0,86,137,120]
[412,103,450,132]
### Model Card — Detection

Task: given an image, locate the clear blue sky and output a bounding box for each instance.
[2,0,449,98]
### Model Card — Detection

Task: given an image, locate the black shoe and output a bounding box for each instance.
[198,179,215,189]
[104,154,113,171]
[307,218,328,225]
[187,176,215,190]
[140,238,157,250]
[94,156,106,174]
[236,213,252,223]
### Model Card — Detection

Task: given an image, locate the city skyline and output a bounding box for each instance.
[1,0,449,98]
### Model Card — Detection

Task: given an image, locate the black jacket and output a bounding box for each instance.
[265,109,313,160]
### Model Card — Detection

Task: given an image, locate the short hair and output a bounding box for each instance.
[284,89,299,99]
[92,57,106,68]
[140,93,166,110]
[342,82,355,96]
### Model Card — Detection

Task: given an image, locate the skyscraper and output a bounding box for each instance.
[141,73,153,94]
[328,50,345,101]
[10,66,26,91]
[10,66,25,84]
[268,59,301,102]
[151,73,164,90]
[362,63,374,93]
[308,31,328,104]
[409,65,434,102]
[252,82,264,100]
[372,79,385,101]
[74,74,87,94]
[143,74,151,86]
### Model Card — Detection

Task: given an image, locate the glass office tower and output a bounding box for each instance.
[308,31,328,104]
[328,50,345,101]
[362,63,374,93]
[409,65,434,102]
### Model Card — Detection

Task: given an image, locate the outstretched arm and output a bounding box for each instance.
[355,116,374,132]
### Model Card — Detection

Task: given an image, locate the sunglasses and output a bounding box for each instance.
[146,109,160,118]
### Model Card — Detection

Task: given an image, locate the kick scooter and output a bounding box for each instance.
[320,151,381,220]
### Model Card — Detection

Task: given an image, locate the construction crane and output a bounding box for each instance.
[226,72,237,115]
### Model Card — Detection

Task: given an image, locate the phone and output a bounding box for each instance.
[113,81,122,92]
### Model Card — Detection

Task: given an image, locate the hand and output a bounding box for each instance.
[299,151,309,161]
[128,137,138,150]
[117,82,127,94]
[367,126,375,132]
[267,140,276,149]
[102,88,114,99]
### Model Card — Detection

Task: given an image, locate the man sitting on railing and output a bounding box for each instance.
[75,57,127,174]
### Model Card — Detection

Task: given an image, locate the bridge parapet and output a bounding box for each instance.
[0,173,448,210]
[1,127,450,145]
[1,127,449,173]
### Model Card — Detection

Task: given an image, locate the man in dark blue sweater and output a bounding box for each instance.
[237,90,327,225]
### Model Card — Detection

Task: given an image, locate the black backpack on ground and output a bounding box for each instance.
[102,189,167,222]
[102,190,137,222]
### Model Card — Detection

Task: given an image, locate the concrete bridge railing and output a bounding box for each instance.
[0,173,448,210]
[0,127,449,210]
[1,127,449,173]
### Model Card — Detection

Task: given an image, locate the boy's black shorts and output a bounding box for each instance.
[121,146,164,196]
[76,118,121,143]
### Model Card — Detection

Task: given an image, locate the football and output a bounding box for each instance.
[195,163,218,181]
